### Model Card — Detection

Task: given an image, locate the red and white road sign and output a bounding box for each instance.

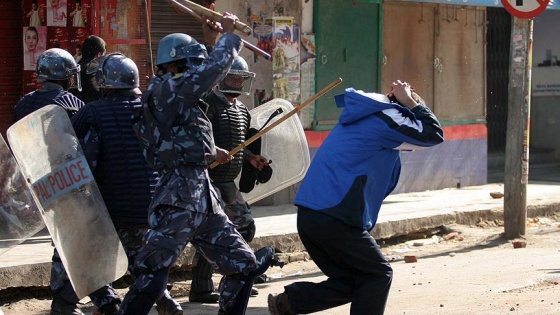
[501,0,550,19]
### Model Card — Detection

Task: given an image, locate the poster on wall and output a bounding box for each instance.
[68,0,91,28]
[22,0,93,92]
[23,26,47,71]
[300,33,316,129]
[271,17,300,105]
[46,0,68,27]
[101,0,119,37]
[23,0,46,27]
[532,10,560,97]
[253,20,274,58]
[227,0,301,108]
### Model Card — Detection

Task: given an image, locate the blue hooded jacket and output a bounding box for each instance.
[294,88,444,232]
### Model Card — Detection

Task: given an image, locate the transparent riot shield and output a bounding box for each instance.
[237,99,310,204]
[0,134,44,256]
[6,105,128,299]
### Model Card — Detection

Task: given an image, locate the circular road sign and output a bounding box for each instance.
[501,0,550,19]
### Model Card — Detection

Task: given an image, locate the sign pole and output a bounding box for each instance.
[504,17,533,238]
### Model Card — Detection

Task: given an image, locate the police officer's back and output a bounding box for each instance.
[15,48,83,121]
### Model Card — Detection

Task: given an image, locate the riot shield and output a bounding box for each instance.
[236,99,310,204]
[6,105,128,299]
[0,134,44,256]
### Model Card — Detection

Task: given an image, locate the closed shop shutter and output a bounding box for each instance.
[0,1,23,136]
[150,2,203,65]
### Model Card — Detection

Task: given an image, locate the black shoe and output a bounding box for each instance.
[97,300,120,315]
[250,287,259,297]
[51,298,85,315]
[188,290,220,304]
[254,274,267,284]
[155,295,183,315]
[267,293,294,315]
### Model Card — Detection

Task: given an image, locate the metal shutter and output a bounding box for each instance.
[150,2,203,63]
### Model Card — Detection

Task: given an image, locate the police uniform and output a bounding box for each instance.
[14,82,83,120]
[71,94,181,314]
[190,89,256,296]
[118,33,270,315]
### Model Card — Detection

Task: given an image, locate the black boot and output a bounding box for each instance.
[118,287,156,315]
[188,290,220,303]
[155,290,183,315]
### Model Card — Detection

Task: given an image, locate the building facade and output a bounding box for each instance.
[1,0,559,205]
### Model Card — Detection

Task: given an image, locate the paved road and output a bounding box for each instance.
[3,221,559,315]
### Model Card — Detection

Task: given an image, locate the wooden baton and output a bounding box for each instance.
[210,78,344,169]
[167,0,271,60]
[172,0,252,36]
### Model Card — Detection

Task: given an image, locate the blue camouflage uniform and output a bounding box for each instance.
[118,33,263,315]
[14,82,121,312]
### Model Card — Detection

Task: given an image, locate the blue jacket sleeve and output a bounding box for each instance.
[375,102,444,150]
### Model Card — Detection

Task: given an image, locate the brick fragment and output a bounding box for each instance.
[404,255,418,263]
[443,232,458,241]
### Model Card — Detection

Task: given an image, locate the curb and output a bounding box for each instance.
[2,201,560,291]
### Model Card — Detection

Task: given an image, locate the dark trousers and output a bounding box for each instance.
[285,207,393,315]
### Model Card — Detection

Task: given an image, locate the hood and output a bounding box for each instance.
[335,88,396,125]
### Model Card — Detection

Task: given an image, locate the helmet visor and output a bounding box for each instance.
[219,70,255,95]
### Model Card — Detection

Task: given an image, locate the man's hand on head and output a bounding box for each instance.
[387,80,418,109]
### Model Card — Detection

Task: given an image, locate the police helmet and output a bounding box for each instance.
[36,48,82,91]
[219,55,255,96]
[155,33,208,69]
[91,53,141,95]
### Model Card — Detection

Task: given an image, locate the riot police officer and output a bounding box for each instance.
[118,12,275,315]
[71,53,183,315]
[15,48,83,120]
[189,55,269,303]
[14,48,120,315]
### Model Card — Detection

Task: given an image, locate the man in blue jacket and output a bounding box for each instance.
[268,80,444,315]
